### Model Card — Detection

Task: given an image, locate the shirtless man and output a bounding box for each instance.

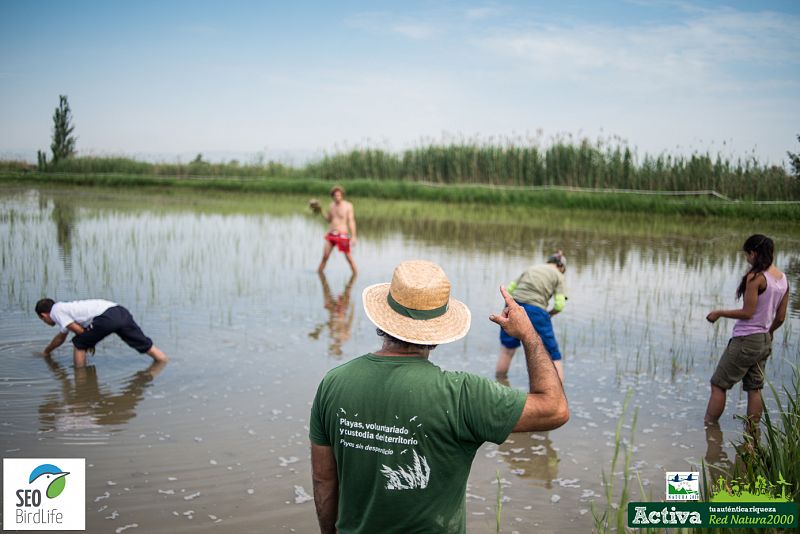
[317,185,357,274]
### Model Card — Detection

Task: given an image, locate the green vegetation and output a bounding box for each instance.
[305,141,799,201]
[495,470,503,534]
[592,389,640,534]
[3,134,799,218]
[591,370,799,534]
[709,366,800,504]
[2,171,799,220]
[696,368,799,533]
[39,95,77,168]
[5,137,800,198]
[788,135,800,180]
[32,154,292,178]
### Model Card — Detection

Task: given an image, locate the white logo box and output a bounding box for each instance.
[3,458,85,531]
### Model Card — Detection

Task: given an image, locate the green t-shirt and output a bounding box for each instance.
[510,264,567,310]
[309,354,527,534]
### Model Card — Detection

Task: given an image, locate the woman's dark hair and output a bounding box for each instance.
[736,234,774,299]
[376,329,437,351]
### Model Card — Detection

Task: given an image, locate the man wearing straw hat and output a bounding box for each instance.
[310,260,569,533]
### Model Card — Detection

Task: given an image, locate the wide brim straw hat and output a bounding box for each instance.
[362,260,471,345]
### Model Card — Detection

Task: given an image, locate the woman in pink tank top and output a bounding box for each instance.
[704,235,790,430]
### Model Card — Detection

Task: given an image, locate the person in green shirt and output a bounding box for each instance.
[310,260,569,533]
[496,251,568,382]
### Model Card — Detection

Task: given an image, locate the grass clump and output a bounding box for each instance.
[703,365,800,507]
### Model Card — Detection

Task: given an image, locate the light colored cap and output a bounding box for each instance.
[362,260,471,345]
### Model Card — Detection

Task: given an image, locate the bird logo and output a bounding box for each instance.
[28,464,70,499]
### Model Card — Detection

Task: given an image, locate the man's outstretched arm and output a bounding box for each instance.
[311,443,339,534]
[490,286,569,432]
[43,331,68,356]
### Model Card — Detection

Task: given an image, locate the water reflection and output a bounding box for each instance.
[498,431,560,489]
[308,272,356,358]
[362,213,799,300]
[38,355,166,431]
[785,257,800,315]
[704,423,733,484]
[50,199,77,270]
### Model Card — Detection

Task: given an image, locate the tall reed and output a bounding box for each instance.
[304,139,799,201]
[10,135,799,200]
[592,388,640,533]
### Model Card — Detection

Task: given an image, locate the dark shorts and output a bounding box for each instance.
[71,305,153,353]
[325,231,351,253]
[499,302,562,361]
[710,333,771,391]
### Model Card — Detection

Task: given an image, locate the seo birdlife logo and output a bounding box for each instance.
[29,464,70,499]
[3,458,85,530]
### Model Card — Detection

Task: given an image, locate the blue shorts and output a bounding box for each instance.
[499,302,562,361]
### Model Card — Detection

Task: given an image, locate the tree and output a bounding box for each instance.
[788,134,800,179]
[50,95,77,164]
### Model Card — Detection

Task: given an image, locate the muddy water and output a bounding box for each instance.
[1,185,798,533]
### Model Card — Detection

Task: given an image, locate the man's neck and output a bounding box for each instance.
[374,342,429,359]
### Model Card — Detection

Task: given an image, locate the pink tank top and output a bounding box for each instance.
[732,270,788,337]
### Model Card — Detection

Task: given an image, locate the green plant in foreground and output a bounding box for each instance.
[496,469,502,534]
[592,388,639,533]
[706,365,799,505]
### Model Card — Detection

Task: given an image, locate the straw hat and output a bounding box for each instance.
[362,260,471,345]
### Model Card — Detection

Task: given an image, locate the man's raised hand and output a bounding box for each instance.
[489,286,535,340]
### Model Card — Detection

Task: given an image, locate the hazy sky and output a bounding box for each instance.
[1,0,798,165]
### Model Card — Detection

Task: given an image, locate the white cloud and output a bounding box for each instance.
[346,12,438,40]
[391,23,435,39]
[465,7,499,20]
[475,7,800,94]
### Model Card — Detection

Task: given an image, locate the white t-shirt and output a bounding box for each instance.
[49,300,117,333]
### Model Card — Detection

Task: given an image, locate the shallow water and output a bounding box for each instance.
[1,185,798,533]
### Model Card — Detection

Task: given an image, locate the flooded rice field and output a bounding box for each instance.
[1,185,798,533]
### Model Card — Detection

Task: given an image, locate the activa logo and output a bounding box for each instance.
[631,505,702,526]
[3,458,85,531]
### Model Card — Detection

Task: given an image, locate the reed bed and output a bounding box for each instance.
[305,141,799,201]
[34,155,294,178]
[7,136,799,201]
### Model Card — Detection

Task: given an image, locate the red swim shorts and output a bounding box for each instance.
[325,231,351,253]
